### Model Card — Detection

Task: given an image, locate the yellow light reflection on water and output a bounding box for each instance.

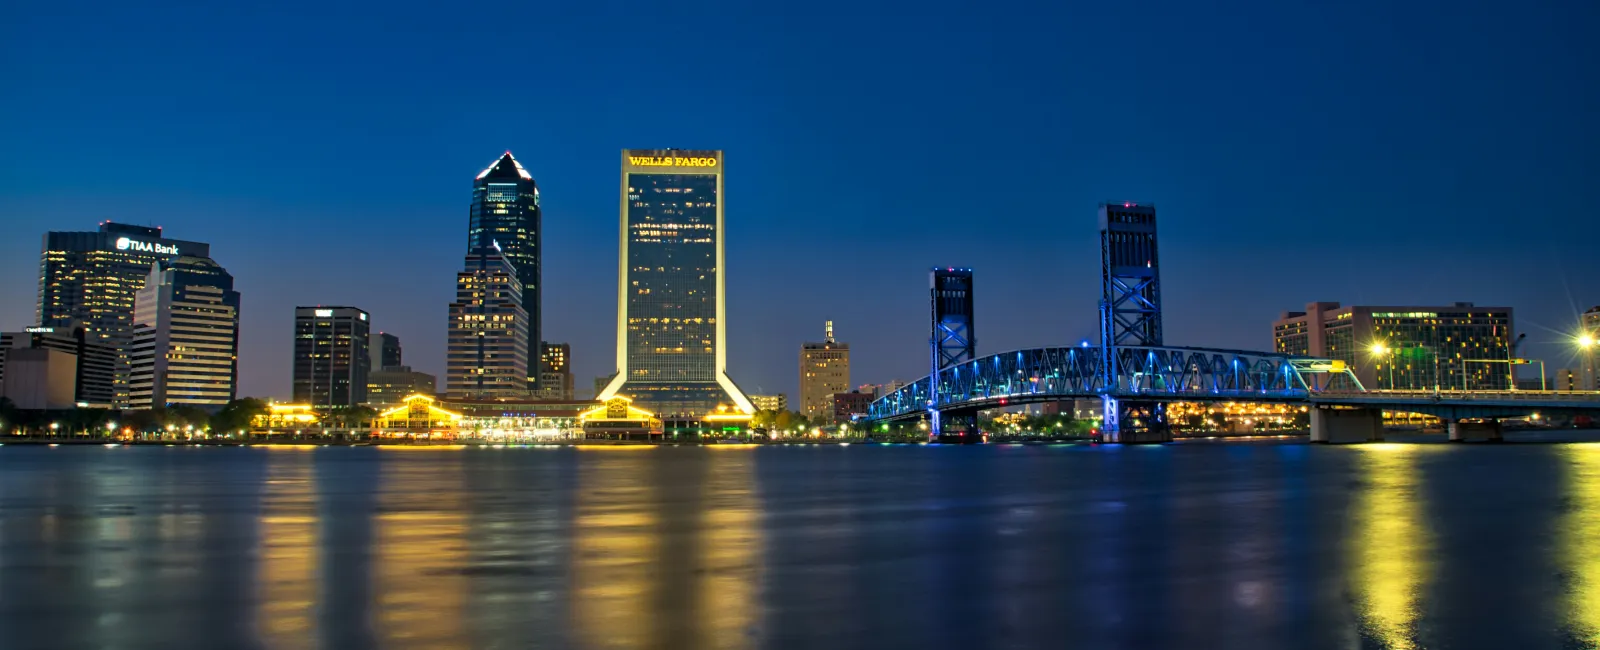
[1562,444,1600,644]
[573,454,660,648]
[1350,445,1432,650]
[698,451,761,647]
[256,451,317,644]
[373,463,468,648]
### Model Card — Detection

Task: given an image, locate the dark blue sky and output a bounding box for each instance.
[3,0,1597,400]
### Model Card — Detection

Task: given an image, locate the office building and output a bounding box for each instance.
[750,394,787,412]
[1272,302,1514,391]
[128,255,241,409]
[538,342,574,399]
[446,248,530,399]
[0,325,116,407]
[1577,306,1600,391]
[468,152,542,391]
[372,332,402,370]
[292,306,371,407]
[831,391,873,424]
[800,321,850,421]
[596,149,754,417]
[367,366,438,406]
[857,381,906,400]
[37,222,210,406]
[0,348,78,410]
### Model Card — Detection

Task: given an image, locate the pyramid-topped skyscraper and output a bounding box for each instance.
[467,151,542,392]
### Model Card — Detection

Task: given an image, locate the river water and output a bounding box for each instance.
[1,440,1598,649]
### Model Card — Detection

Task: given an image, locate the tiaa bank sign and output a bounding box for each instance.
[114,237,179,255]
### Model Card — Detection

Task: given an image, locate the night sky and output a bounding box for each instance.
[2,0,1597,401]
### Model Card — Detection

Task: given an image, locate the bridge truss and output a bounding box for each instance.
[866,345,1361,423]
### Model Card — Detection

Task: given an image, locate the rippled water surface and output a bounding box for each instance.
[3,441,1599,649]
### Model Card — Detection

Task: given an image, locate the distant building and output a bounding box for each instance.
[446,248,529,399]
[0,325,116,407]
[1273,302,1514,391]
[0,348,77,410]
[750,394,787,412]
[37,222,210,406]
[831,391,873,424]
[538,342,574,399]
[128,255,241,409]
[856,381,906,400]
[367,366,438,406]
[595,149,754,417]
[469,152,543,392]
[371,332,402,370]
[293,306,371,407]
[1557,368,1585,392]
[1578,306,1600,391]
[800,321,850,421]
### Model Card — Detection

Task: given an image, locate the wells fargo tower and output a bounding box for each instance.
[596,149,754,417]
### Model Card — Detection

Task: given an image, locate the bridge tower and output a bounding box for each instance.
[1098,202,1170,442]
[930,268,976,440]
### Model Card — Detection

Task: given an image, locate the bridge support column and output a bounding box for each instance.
[1447,419,1503,443]
[1101,397,1171,444]
[1310,407,1384,444]
[934,411,983,444]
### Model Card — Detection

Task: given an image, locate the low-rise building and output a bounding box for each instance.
[831,391,874,423]
[750,394,787,412]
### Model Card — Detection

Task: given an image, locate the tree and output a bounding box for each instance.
[210,397,268,434]
[167,405,212,432]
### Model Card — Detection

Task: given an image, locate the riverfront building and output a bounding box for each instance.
[128,256,241,409]
[37,222,210,406]
[538,342,574,399]
[1273,302,1514,391]
[1577,306,1600,390]
[0,325,116,408]
[446,249,529,399]
[292,306,371,407]
[800,321,850,421]
[468,152,543,391]
[750,394,787,412]
[366,366,437,406]
[596,149,754,417]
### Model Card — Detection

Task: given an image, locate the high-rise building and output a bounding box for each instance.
[596,149,754,417]
[128,256,241,409]
[750,394,787,412]
[367,366,438,406]
[800,321,850,422]
[446,248,529,399]
[371,332,402,370]
[0,325,116,407]
[1272,302,1515,391]
[37,222,210,406]
[1578,306,1600,391]
[468,152,542,391]
[538,342,574,400]
[293,306,371,407]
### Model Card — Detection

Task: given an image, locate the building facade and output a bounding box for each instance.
[1272,302,1515,391]
[750,394,787,412]
[128,256,241,409]
[831,391,873,424]
[37,222,210,406]
[0,348,78,410]
[371,332,402,370]
[367,366,437,406]
[596,149,754,417]
[446,249,530,399]
[538,342,574,400]
[0,325,116,407]
[292,306,371,407]
[1578,306,1600,391]
[800,322,850,422]
[468,152,542,391]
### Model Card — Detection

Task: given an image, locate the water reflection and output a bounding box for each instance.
[1349,444,1432,649]
[1562,444,1600,645]
[372,449,469,648]
[255,448,317,645]
[697,448,762,648]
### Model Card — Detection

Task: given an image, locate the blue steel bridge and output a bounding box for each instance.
[862,203,1600,443]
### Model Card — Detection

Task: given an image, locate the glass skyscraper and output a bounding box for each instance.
[597,149,753,417]
[467,152,542,391]
[445,248,530,399]
[37,222,210,407]
[128,255,241,409]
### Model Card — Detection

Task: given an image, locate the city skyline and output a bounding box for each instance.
[3,0,1598,403]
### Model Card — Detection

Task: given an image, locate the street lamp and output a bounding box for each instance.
[1369,343,1394,390]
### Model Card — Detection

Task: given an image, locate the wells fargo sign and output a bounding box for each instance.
[627,155,718,168]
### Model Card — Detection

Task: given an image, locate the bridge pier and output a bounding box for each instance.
[1447,419,1504,443]
[1101,397,1171,444]
[1310,407,1384,444]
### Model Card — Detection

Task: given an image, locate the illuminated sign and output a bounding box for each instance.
[114,237,178,255]
[23,326,54,333]
[314,309,333,317]
[627,155,718,168]
[359,313,367,321]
